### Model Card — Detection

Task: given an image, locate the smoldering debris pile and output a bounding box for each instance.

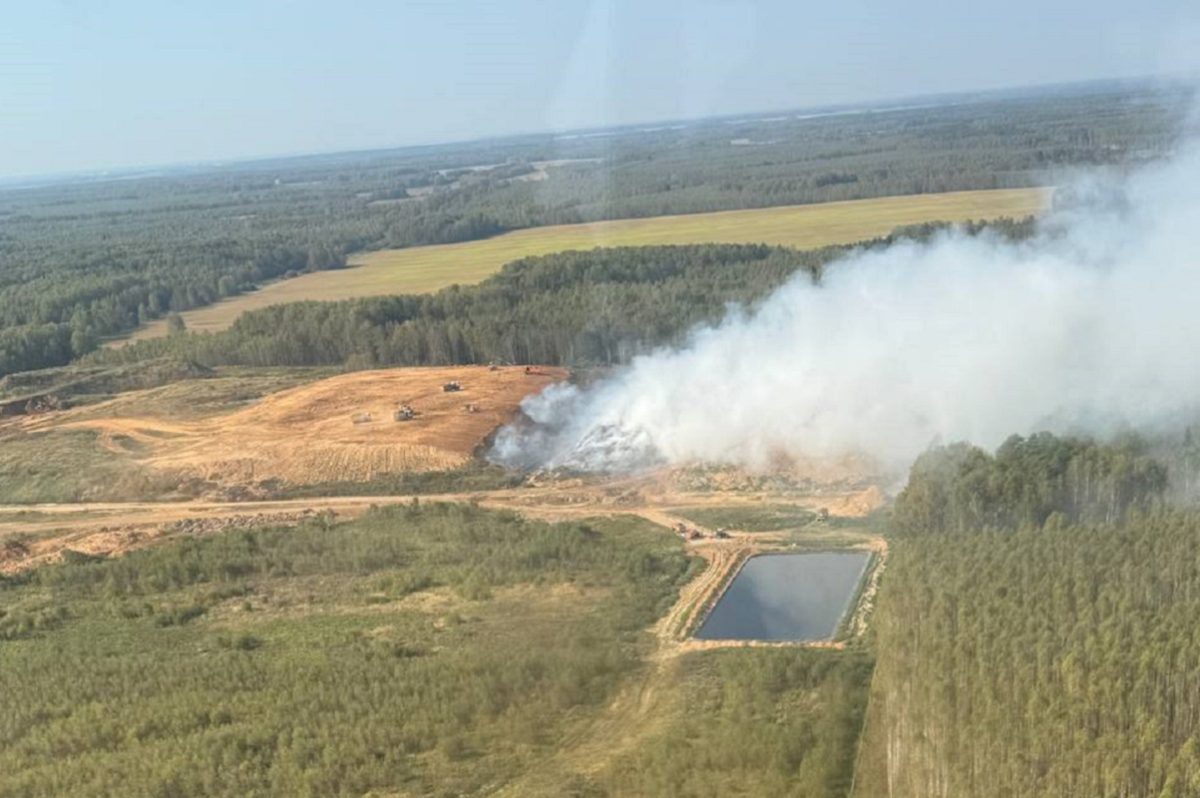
[492,147,1200,476]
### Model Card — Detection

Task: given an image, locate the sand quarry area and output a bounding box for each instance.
[26,365,566,488]
[0,364,884,577]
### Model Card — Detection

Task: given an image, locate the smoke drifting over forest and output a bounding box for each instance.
[492,146,1200,475]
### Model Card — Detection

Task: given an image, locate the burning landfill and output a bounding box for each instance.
[493,144,1200,478]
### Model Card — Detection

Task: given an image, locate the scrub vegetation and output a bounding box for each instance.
[0,502,879,798]
[592,649,872,798]
[0,504,695,796]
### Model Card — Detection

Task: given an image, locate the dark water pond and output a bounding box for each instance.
[695,552,869,642]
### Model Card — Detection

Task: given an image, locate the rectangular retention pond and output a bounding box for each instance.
[695,552,870,642]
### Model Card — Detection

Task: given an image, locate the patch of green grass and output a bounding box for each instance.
[0,359,213,405]
[0,509,110,524]
[67,366,339,421]
[273,462,524,499]
[674,503,818,532]
[0,429,173,504]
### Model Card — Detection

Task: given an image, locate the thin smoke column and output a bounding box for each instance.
[492,147,1200,474]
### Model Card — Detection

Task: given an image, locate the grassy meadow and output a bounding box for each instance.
[122,188,1048,341]
[674,503,819,532]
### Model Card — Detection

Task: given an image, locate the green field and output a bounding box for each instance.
[673,503,819,532]
[121,188,1048,342]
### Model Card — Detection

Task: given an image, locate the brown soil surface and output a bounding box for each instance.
[20,366,564,489]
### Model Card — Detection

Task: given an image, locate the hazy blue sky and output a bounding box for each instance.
[3,0,1199,177]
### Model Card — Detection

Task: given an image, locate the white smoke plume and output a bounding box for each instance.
[492,146,1200,476]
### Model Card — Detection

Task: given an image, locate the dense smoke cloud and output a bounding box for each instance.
[492,147,1200,475]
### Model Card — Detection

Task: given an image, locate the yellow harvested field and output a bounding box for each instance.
[24,366,565,489]
[119,188,1049,343]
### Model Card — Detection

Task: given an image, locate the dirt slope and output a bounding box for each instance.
[27,366,564,490]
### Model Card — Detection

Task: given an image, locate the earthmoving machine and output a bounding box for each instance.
[24,394,68,414]
[442,381,462,392]
[1,393,70,417]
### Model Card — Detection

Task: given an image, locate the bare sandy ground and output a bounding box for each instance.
[17,365,565,489]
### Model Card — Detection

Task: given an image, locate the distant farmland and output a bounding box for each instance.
[119,187,1049,343]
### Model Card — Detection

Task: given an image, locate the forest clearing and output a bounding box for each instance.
[116,187,1049,342]
[0,362,886,794]
[3,67,1188,797]
[7,366,565,494]
[0,359,882,577]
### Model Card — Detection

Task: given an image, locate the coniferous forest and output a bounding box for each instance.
[852,436,1199,798]
[860,509,1200,798]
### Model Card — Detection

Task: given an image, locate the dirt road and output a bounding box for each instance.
[0,477,883,575]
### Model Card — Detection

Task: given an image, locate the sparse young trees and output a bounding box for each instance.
[164,312,186,336]
[0,504,696,796]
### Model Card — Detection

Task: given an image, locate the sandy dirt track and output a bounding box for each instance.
[0,476,884,575]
